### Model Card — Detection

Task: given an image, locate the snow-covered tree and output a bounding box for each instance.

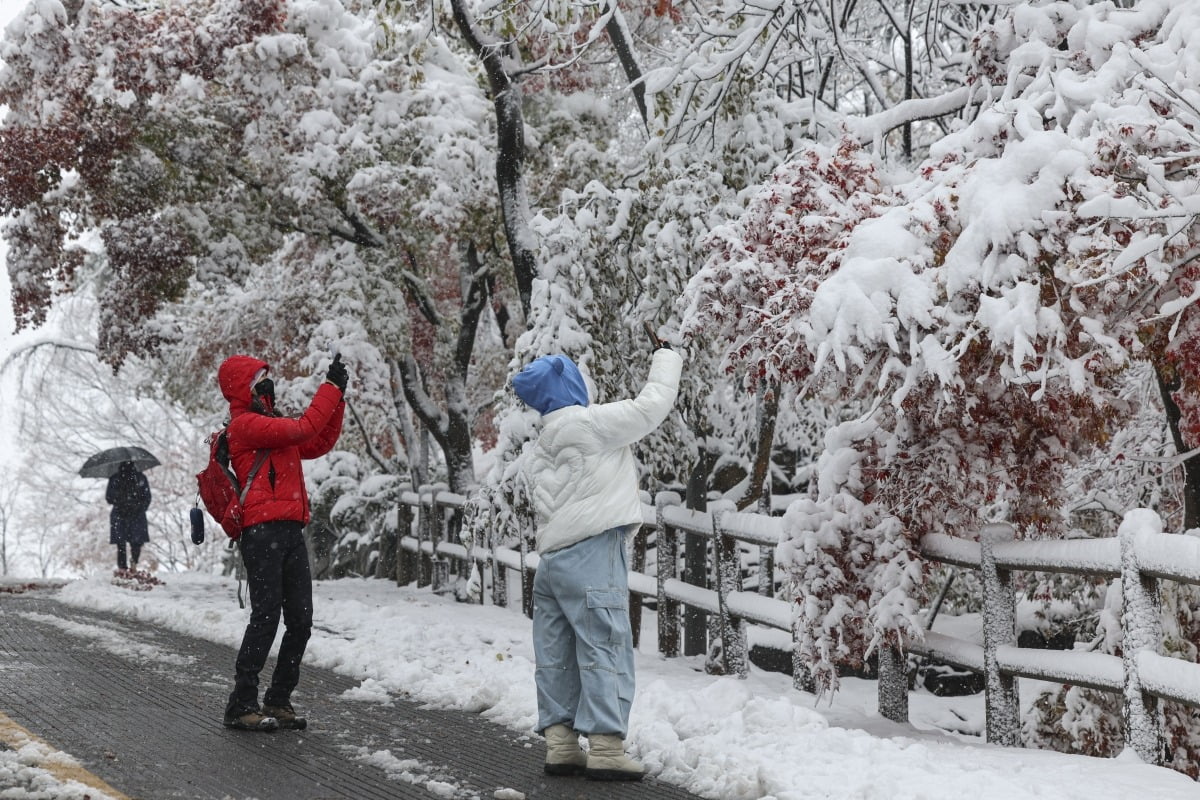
[0,0,522,498]
[645,0,991,157]
[682,0,1200,759]
[1,274,221,575]
[469,0,988,582]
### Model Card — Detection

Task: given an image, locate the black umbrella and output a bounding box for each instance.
[79,446,161,479]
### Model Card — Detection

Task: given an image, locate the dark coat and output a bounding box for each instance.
[107,463,151,545]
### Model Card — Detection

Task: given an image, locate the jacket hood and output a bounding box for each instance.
[218,355,269,414]
[512,355,588,415]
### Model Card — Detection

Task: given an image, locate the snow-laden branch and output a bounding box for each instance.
[845,86,971,147]
[0,336,97,375]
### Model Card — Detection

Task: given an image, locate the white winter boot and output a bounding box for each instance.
[584,733,644,781]
[543,724,587,776]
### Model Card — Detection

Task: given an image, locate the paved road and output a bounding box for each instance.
[0,586,704,800]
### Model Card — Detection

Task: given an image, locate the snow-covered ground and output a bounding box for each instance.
[1,572,1196,799]
[0,726,124,800]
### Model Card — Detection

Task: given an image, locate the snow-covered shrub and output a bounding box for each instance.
[683,0,1200,733]
[307,452,404,578]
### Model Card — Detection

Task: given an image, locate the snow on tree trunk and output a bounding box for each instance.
[1119,509,1165,764]
[449,0,537,319]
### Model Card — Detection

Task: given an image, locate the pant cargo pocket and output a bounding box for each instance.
[586,589,628,645]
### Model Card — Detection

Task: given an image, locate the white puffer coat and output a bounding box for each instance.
[523,348,683,554]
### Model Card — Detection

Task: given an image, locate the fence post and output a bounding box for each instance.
[1119,513,1164,764]
[490,559,507,607]
[491,522,508,608]
[515,505,536,618]
[757,488,774,597]
[630,524,648,649]
[684,455,710,656]
[791,624,816,693]
[520,534,535,618]
[656,493,680,658]
[710,506,748,677]
[375,505,398,581]
[417,487,432,588]
[877,641,909,723]
[980,522,1020,747]
[446,500,465,580]
[397,488,416,586]
[429,488,451,594]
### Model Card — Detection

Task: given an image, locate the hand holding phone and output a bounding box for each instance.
[326,352,349,392]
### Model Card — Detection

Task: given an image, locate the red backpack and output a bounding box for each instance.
[195,428,267,541]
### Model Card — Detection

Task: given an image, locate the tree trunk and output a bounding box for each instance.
[736,381,779,511]
[1155,365,1200,530]
[396,357,476,494]
[393,245,491,493]
[602,3,648,129]
[449,0,538,319]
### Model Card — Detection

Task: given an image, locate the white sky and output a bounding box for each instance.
[1,573,1195,800]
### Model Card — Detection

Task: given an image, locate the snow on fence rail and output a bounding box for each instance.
[380,486,1200,766]
[908,512,1200,764]
[383,485,792,679]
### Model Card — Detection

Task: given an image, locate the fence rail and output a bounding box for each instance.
[904,513,1200,761]
[378,486,1200,766]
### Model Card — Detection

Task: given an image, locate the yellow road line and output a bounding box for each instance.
[0,710,131,800]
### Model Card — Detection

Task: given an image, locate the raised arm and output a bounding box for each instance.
[586,348,682,449]
[233,383,345,450]
[299,398,346,459]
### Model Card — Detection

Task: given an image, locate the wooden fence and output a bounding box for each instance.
[379,485,1200,766]
[908,512,1200,763]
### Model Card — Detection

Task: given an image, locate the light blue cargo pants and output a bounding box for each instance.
[533,527,635,738]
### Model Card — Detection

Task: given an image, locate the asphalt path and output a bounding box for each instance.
[0,585,704,800]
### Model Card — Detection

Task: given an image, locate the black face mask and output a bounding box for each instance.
[253,378,275,411]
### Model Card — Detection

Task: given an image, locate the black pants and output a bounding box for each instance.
[225,521,313,715]
[116,542,142,570]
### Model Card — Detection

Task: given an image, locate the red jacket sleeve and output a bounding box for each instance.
[299,394,346,459]
[234,382,344,451]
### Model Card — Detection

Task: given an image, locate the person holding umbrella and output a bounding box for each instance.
[81,447,158,573]
[106,460,151,573]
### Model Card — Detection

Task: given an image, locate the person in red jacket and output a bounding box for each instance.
[217,353,348,732]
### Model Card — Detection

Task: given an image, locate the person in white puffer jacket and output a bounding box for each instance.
[512,340,682,782]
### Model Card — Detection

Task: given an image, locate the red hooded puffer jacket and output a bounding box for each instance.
[217,354,345,528]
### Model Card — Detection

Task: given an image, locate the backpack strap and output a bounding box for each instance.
[239,450,270,505]
[232,449,267,612]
